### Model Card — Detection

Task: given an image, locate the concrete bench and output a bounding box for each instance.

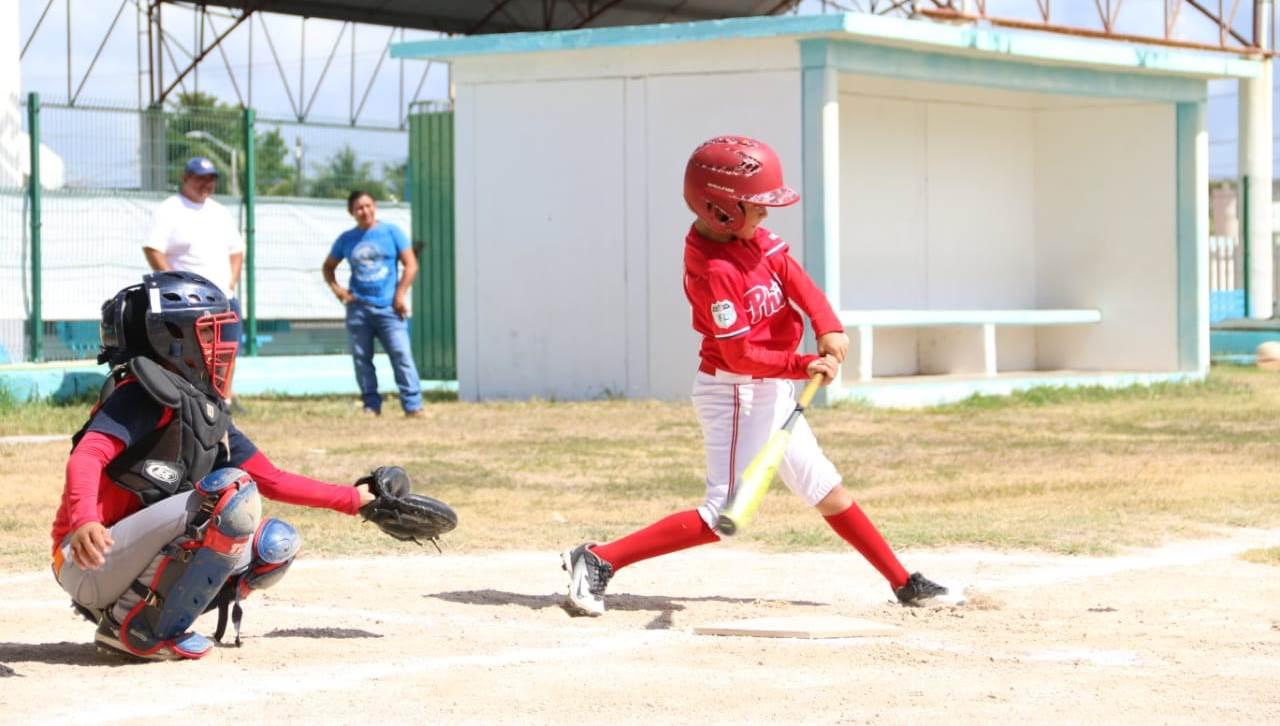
[838,309,1103,380]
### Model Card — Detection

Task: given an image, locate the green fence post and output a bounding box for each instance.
[407,105,457,380]
[27,93,43,362]
[409,109,425,371]
[242,107,258,355]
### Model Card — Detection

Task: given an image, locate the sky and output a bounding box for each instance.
[15,0,1275,183]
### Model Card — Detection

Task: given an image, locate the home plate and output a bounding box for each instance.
[692,615,897,639]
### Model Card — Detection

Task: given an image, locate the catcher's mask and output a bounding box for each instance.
[98,271,241,399]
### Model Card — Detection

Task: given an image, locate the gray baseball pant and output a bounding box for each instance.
[55,491,252,611]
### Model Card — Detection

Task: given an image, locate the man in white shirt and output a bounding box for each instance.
[143,157,244,312]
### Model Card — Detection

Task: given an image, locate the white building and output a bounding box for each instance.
[393,13,1262,405]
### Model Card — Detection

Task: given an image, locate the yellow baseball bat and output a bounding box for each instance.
[715,373,824,536]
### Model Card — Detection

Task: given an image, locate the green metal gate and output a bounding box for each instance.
[408,106,456,380]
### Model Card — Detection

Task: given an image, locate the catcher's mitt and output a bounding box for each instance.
[356,466,457,548]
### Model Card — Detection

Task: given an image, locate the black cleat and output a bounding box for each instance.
[895,572,949,606]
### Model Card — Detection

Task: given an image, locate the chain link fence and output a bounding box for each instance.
[9,95,410,362]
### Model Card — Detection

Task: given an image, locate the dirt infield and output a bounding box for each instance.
[3,529,1278,724]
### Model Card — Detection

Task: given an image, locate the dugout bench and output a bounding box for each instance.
[839,309,1103,381]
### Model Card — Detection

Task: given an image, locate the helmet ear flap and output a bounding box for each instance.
[98,285,152,365]
[122,288,150,352]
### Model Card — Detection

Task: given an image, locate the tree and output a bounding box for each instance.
[164,92,241,190]
[255,127,297,196]
[383,160,408,202]
[306,144,388,200]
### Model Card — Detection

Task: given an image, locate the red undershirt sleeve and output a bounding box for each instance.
[770,251,842,336]
[716,336,817,379]
[239,450,362,516]
[65,432,126,533]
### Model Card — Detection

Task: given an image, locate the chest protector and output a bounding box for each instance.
[72,357,230,506]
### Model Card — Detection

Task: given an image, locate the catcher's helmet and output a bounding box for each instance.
[683,135,799,236]
[98,271,241,399]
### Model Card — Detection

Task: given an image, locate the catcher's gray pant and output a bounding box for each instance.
[54,491,252,611]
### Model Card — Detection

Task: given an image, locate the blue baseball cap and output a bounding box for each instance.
[184,156,219,177]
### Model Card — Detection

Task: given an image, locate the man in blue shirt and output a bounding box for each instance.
[322,190,424,417]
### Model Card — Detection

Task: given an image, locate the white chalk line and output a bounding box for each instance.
[7,528,1279,722]
[33,629,669,725]
[0,434,68,446]
[5,528,1276,607]
[951,527,1280,592]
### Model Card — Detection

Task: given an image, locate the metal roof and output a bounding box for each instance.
[182,1,800,35]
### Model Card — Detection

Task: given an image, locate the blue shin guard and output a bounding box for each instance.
[103,468,261,660]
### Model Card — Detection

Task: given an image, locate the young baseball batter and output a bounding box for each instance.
[562,135,949,616]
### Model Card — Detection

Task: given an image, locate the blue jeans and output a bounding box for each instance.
[345,302,423,413]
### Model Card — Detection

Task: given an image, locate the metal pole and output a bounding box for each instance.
[27,93,44,362]
[65,0,71,103]
[243,107,258,355]
[1243,175,1252,316]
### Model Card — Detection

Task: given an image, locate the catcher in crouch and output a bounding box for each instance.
[50,271,457,661]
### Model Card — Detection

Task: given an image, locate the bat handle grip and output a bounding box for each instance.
[796,373,824,409]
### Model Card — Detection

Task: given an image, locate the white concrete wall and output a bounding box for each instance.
[462,78,629,400]
[838,73,1179,376]
[1034,103,1179,371]
[839,77,1038,374]
[453,41,801,401]
[0,1,20,187]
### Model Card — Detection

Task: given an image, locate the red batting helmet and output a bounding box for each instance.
[683,135,799,235]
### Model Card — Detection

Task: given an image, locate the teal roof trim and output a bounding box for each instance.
[391,11,1260,80]
[810,39,1209,102]
[391,13,847,59]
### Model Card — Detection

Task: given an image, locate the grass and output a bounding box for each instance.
[1240,547,1280,566]
[3,365,1280,570]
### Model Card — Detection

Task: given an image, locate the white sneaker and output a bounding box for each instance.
[561,544,614,617]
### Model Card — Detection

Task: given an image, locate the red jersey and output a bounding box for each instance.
[50,381,360,552]
[683,225,842,379]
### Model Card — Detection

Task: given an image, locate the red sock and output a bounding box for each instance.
[590,509,720,571]
[823,502,910,589]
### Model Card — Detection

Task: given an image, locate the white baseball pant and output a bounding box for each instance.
[691,369,841,529]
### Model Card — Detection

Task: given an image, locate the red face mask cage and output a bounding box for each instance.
[194,311,241,399]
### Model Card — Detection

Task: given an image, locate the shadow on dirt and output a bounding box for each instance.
[427,589,566,610]
[426,589,829,628]
[261,627,382,639]
[0,641,137,670]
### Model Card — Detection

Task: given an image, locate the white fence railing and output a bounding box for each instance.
[1209,235,1242,292]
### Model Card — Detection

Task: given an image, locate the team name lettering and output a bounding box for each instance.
[744,281,784,324]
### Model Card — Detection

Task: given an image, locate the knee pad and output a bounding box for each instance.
[109,468,260,660]
[240,517,302,592]
[211,517,302,645]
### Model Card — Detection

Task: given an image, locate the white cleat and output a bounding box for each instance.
[561,544,613,617]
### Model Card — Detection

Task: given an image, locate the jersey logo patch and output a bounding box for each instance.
[745,280,785,324]
[711,300,737,328]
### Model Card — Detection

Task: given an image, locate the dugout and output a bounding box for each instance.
[392,13,1262,405]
